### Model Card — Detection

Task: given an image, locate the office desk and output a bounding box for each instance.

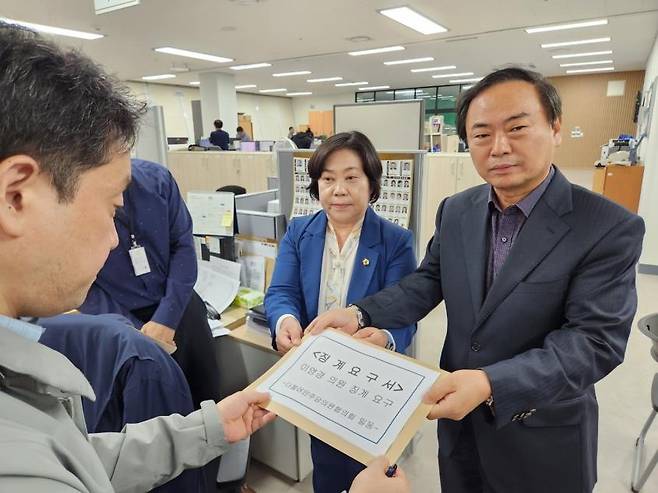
[215,318,312,481]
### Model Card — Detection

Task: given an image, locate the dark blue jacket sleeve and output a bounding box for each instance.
[264,219,305,336]
[151,173,197,329]
[379,229,418,353]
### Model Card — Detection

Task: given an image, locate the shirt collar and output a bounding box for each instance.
[0,317,95,400]
[488,165,555,217]
[0,314,44,341]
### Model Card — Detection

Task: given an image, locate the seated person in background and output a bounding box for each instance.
[209,119,230,150]
[264,130,417,493]
[38,312,204,493]
[80,158,221,410]
[236,126,250,142]
[291,127,314,149]
[288,126,295,139]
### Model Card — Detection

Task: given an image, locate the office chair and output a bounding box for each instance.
[631,312,658,492]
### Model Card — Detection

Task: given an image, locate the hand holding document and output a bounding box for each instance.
[248,329,441,464]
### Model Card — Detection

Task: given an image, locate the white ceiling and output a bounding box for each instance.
[2,0,658,97]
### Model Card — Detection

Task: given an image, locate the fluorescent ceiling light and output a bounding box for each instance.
[0,17,104,40]
[379,7,447,35]
[287,92,313,96]
[559,60,613,67]
[384,57,434,65]
[526,18,608,34]
[348,46,405,56]
[449,77,482,83]
[189,81,200,85]
[462,85,474,90]
[566,66,615,74]
[154,47,233,63]
[235,84,257,89]
[259,88,287,93]
[541,37,610,48]
[432,72,474,79]
[552,50,613,59]
[411,65,457,73]
[358,85,390,91]
[307,77,343,83]
[141,74,176,80]
[335,81,369,87]
[230,62,272,71]
[272,71,311,77]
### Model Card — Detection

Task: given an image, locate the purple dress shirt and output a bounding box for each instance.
[486,166,555,290]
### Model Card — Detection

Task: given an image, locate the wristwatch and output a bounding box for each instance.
[348,304,370,330]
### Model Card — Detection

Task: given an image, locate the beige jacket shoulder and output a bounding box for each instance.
[0,324,228,493]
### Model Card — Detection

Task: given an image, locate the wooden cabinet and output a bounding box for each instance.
[592,165,644,213]
[308,110,333,137]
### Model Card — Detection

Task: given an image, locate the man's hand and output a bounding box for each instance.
[349,456,410,493]
[353,327,388,348]
[141,321,176,347]
[423,369,492,421]
[307,306,359,336]
[216,390,276,443]
[276,317,303,354]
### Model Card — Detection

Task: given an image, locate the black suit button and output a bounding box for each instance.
[471,342,481,352]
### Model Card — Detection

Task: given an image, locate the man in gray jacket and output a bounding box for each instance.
[0,23,275,493]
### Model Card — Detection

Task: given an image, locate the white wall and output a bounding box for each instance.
[291,92,355,128]
[125,82,198,142]
[124,83,356,142]
[236,92,294,141]
[638,33,658,270]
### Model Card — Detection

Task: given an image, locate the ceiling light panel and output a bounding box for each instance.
[552,50,613,59]
[235,84,257,89]
[272,71,311,77]
[348,46,405,56]
[230,62,272,70]
[335,81,369,87]
[384,57,434,65]
[559,60,613,67]
[525,19,608,34]
[411,65,457,73]
[378,7,448,35]
[358,85,390,91]
[0,17,104,40]
[307,77,343,83]
[141,74,176,80]
[566,66,615,74]
[541,37,610,49]
[154,47,233,63]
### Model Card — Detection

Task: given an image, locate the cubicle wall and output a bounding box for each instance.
[168,151,277,198]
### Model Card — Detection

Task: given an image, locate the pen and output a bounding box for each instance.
[385,464,397,478]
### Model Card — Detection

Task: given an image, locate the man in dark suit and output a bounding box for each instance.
[209,119,230,150]
[309,67,645,493]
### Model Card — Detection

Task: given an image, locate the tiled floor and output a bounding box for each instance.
[244,167,658,492]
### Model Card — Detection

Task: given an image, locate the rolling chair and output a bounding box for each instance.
[631,313,658,492]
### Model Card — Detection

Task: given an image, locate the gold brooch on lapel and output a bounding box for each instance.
[362,258,370,266]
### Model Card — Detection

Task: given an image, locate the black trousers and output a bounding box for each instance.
[438,417,492,493]
[132,290,222,409]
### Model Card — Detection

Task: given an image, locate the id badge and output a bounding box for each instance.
[129,246,151,276]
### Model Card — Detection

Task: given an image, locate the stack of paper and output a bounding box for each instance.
[194,257,241,336]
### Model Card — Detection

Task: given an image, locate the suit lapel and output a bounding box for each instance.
[474,168,572,329]
[347,208,380,303]
[460,190,489,317]
[299,212,327,319]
